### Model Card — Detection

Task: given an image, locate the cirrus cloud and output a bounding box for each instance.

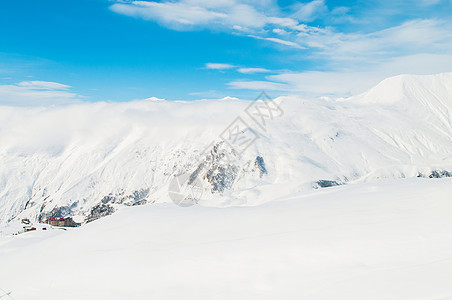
[205,63,236,70]
[237,67,271,74]
[0,81,83,106]
[110,0,270,31]
[111,0,452,98]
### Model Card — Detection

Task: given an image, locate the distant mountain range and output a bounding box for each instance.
[1,73,451,224]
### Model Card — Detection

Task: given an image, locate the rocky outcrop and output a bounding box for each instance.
[85,204,115,223]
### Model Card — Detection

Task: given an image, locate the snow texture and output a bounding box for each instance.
[0,73,451,224]
[0,178,451,299]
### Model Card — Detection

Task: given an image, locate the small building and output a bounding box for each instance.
[23,226,36,232]
[47,217,80,227]
[21,218,31,225]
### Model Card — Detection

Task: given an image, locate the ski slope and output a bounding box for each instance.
[0,178,451,299]
[0,73,451,224]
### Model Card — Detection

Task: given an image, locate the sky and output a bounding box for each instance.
[1,0,452,105]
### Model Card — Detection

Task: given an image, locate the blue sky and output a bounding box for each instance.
[1,0,452,105]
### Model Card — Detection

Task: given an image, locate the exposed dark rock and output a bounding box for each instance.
[196,144,270,193]
[417,170,452,178]
[100,188,150,206]
[315,180,341,188]
[101,194,115,204]
[206,165,238,193]
[255,156,267,178]
[85,204,115,223]
[130,199,148,206]
[188,162,205,185]
[38,203,47,223]
[429,170,452,178]
[199,142,240,193]
[130,189,150,203]
[39,205,72,223]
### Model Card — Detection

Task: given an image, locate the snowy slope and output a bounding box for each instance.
[0,73,451,224]
[1,178,451,299]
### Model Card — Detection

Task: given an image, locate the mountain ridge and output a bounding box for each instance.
[0,73,451,224]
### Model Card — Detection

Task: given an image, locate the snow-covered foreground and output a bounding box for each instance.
[1,178,451,299]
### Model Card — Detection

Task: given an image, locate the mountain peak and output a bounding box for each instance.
[350,73,452,106]
[1,73,451,225]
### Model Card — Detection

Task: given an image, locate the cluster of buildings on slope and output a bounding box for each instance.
[15,217,80,235]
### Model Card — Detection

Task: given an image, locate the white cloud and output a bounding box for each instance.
[228,80,287,91]
[263,37,305,49]
[272,28,288,35]
[110,0,452,59]
[248,35,305,49]
[228,53,452,97]
[206,64,271,74]
[111,1,226,27]
[267,16,299,28]
[291,0,328,22]
[205,63,235,70]
[294,19,452,66]
[237,67,271,74]
[110,0,330,49]
[0,81,82,106]
[110,0,269,31]
[111,1,452,98]
[17,81,71,90]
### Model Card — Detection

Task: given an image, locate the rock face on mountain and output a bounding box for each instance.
[0,73,451,224]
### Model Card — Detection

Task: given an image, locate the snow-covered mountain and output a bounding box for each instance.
[0,73,451,224]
